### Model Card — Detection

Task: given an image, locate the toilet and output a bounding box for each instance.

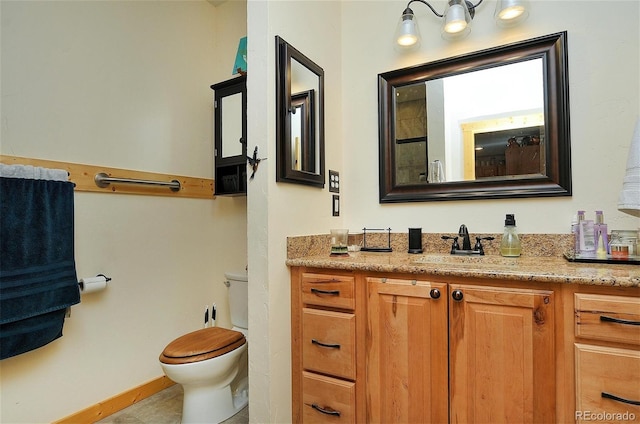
[160,271,249,423]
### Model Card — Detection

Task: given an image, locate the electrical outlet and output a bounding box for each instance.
[329,170,340,193]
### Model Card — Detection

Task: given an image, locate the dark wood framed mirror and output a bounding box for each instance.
[276,36,325,188]
[379,32,571,202]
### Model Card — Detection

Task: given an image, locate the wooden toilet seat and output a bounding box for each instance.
[159,327,246,365]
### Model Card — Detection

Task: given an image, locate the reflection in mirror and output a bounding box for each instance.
[221,92,243,158]
[379,32,571,202]
[276,36,325,187]
[291,90,316,172]
[394,58,544,184]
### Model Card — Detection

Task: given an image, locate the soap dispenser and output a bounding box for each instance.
[500,214,521,257]
[594,210,608,258]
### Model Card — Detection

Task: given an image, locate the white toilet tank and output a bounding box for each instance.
[225,271,248,330]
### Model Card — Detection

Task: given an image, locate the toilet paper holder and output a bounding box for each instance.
[67,274,112,317]
[78,274,112,284]
[78,273,112,291]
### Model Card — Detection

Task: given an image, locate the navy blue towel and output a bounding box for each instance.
[0,177,80,359]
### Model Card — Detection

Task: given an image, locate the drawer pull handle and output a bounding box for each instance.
[311,403,341,416]
[311,339,341,349]
[311,288,340,296]
[600,315,640,326]
[601,392,640,406]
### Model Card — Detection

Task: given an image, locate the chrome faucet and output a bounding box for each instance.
[442,224,494,255]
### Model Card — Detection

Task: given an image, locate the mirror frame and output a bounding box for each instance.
[276,36,325,188]
[378,31,571,203]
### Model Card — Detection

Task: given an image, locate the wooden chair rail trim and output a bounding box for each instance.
[52,375,175,424]
[0,155,214,199]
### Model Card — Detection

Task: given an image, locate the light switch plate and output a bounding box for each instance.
[332,195,340,216]
[329,170,340,193]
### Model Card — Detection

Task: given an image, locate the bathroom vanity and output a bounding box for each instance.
[287,238,640,423]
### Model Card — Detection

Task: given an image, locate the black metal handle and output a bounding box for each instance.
[311,339,341,349]
[442,235,460,253]
[430,288,441,299]
[310,288,340,296]
[600,315,640,326]
[311,403,341,416]
[602,391,640,406]
[452,289,464,301]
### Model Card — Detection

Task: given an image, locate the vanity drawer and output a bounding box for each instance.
[301,273,355,310]
[302,308,356,380]
[575,294,640,345]
[575,344,640,423]
[302,371,355,424]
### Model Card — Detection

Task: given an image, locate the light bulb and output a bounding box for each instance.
[441,0,471,39]
[495,0,529,26]
[444,4,467,34]
[395,8,421,49]
[498,6,525,20]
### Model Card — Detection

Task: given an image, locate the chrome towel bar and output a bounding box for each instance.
[94,172,181,192]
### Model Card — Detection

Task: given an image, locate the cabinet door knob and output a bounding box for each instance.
[452,289,464,301]
[430,288,441,299]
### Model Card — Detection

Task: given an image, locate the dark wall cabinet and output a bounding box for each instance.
[211,75,247,196]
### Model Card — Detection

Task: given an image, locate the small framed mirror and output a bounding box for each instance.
[276,36,325,188]
[379,32,571,202]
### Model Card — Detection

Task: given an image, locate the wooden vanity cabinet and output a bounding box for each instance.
[573,292,640,423]
[291,266,638,423]
[366,278,556,424]
[366,277,448,423]
[291,269,366,423]
[448,284,556,423]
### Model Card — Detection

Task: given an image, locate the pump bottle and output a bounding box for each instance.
[500,214,521,257]
[594,210,608,258]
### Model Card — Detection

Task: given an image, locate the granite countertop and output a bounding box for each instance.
[286,252,640,287]
[286,231,640,289]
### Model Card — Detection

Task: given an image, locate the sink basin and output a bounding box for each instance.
[411,254,520,266]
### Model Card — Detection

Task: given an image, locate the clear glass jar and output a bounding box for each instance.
[609,229,638,258]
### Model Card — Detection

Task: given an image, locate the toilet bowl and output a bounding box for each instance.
[160,271,248,424]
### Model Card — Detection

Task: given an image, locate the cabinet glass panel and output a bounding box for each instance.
[221,92,243,158]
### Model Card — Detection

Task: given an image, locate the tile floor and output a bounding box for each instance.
[95,384,249,424]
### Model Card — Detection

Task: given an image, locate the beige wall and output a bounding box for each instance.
[2,1,638,423]
[246,0,344,421]
[341,0,640,234]
[0,1,247,422]
[247,1,639,422]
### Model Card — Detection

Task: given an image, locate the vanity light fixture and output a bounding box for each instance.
[394,0,529,49]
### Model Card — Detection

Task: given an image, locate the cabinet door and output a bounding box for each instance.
[366,277,448,423]
[211,75,247,195]
[449,284,555,424]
